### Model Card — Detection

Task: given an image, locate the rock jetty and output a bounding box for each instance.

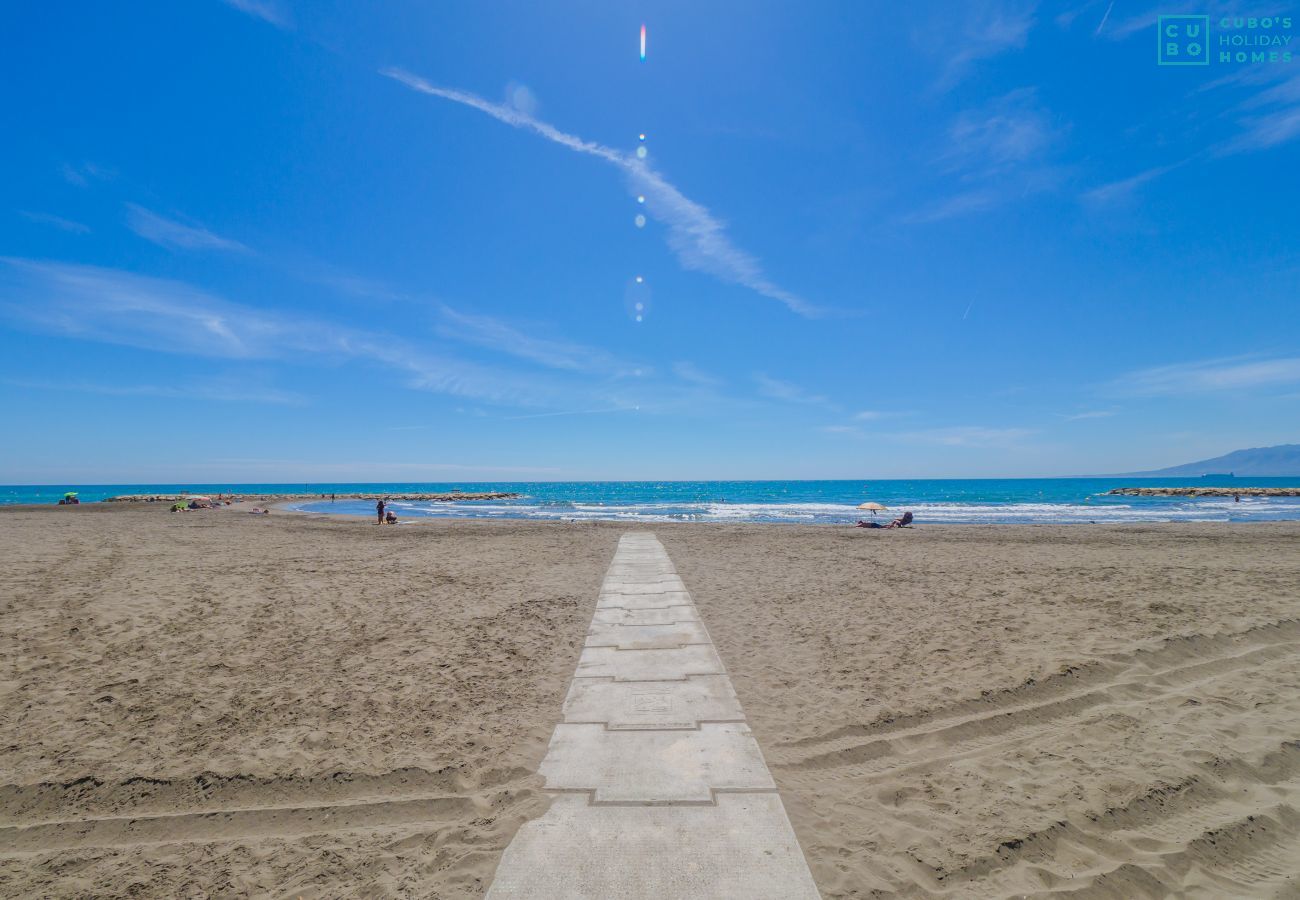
[103,491,520,503]
[1106,487,1300,497]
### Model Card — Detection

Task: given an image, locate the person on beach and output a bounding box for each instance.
[385,510,398,524]
[856,510,914,529]
[376,498,386,524]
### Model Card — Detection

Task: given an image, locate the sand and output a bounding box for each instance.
[660,523,1300,898]
[0,505,613,898]
[2,506,1298,897]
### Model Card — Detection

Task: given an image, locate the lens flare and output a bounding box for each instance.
[634,214,646,228]
[640,25,646,61]
[637,194,645,204]
[635,145,647,159]
[624,276,652,323]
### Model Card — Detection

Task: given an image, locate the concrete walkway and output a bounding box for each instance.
[487,532,820,898]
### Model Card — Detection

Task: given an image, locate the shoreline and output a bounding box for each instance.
[101,490,521,503]
[256,501,1300,530]
[16,499,1300,527]
[21,499,1298,528]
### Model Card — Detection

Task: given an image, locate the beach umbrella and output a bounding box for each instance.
[64,491,77,499]
[857,501,888,515]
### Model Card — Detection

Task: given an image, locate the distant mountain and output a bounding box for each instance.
[1117,444,1300,477]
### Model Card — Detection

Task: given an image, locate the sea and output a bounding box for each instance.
[3,478,1299,525]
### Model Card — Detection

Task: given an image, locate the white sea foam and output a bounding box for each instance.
[303,496,1300,525]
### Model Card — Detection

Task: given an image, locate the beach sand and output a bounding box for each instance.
[2,506,1298,897]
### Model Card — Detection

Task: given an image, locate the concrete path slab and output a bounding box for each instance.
[598,577,686,590]
[591,606,699,626]
[596,591,694,610]
[486,794,820,899]
[563,674,745,729]
[603,569,676,582]
[540,723,775,802]
[585,621,711,649]
[575,644,725,681]
[485,532,819,899]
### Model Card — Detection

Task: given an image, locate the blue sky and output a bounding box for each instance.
[2,1,1298,482]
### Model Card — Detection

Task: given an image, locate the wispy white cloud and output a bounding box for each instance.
[1219,69,1300,155]
[927,2,1037,89]
[0,258,565,408]
[909,89,1066,223]
[289,259,645,378]
[61,162,112,188]
[295,263,410,303]
[821,409,907,437]
[221,0,291,28]
[754,373,832,407]
[1060,409,1116,421]
[943,89,1061,173]
[1098,1,1291,41]
[502,405,640,420]
[381,68,818,316]
[190,458,564,478]
[19,211,90,234]
[436,304,635,375]
[1080,40,1300,196]
[897,426,1034,447]
[1110,355,1300,395]
[1081,163,1181,205]
[672,361,723,387]
[903,189,1002,224]
[5,376,305,405]
[125,204,249,253]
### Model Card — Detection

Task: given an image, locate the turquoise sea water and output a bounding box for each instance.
[4,479,1299,525]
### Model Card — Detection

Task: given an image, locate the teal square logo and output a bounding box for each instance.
[1158,15,1210,65]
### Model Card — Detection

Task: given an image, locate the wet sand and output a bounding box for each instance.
[1,505,1298,897]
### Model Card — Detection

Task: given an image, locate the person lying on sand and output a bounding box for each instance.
[856,510,914,529]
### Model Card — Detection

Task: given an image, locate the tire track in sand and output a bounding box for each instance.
[0,767,538,854]
[774,619,1300,775]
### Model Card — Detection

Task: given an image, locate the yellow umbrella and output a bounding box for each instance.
[857,501,888,515]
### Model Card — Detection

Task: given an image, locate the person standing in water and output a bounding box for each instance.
[376,498,386,524]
